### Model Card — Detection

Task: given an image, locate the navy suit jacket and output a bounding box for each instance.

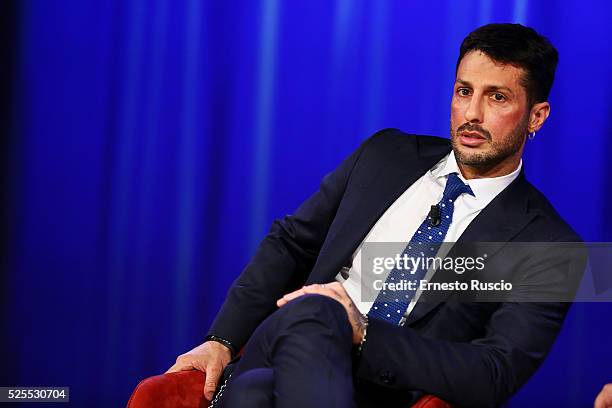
[208,129,585,407]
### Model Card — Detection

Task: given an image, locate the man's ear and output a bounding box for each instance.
[528,101,551,132]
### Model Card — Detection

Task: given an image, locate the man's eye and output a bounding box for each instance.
[457,88,470,96]
[491,92,506,102]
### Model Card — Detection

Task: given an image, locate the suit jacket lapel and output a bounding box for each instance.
[403,170,537,326]
[307,136,451,284]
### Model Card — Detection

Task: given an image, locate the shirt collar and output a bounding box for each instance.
[430,150,522,208]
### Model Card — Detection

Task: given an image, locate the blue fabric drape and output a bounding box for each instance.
[4,1,611,406]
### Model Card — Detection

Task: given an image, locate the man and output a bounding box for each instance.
[167,23,584,407]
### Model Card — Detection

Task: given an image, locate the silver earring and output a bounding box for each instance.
[528,131,536,140]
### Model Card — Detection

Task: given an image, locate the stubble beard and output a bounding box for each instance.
[450,114,530,169]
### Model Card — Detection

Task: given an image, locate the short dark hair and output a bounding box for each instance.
[457,23,559,105]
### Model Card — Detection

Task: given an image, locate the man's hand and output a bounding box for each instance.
[595,383,612,408]
[277,282,366,345]
[166,340,232,400]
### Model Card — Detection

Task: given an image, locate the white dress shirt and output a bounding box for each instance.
[334,150,522,316]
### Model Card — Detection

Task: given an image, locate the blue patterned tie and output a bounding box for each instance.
[367,173,474,325]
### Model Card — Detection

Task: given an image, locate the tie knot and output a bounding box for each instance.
[442,173,473,202]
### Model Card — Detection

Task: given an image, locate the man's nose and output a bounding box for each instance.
[464,96,484,123]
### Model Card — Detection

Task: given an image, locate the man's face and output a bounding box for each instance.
[450,51,531,174]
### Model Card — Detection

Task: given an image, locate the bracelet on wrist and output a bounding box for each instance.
[204,335,237,359]
[356,314,369,355]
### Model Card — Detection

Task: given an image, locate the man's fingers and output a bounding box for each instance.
[277,283,348,308]
[165,360,194,374]
[165,342,232,400]
[284,288,306,300]
[594,383,612,408]
[277,288,306,307]
[203,364,222,400]
[324,282,348,298]
[302,284,344,304]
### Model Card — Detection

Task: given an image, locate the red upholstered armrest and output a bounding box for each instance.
[127,370,209,408]
[410,394,454,408]
[127,370,453,408]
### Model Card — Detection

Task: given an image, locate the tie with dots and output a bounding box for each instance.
[367,172,474,325]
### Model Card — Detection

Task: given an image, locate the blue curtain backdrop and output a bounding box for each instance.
[2,1,611,406]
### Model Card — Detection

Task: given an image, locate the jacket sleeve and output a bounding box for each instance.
[206,129,392,350]
[355,240,587,408]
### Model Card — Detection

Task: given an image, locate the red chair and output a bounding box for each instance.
[127,370,453,408]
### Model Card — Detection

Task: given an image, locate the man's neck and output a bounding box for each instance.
[457,156,522,180]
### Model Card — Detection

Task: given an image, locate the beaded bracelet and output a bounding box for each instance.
[204,335,237,359]
[356,314,369,355]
